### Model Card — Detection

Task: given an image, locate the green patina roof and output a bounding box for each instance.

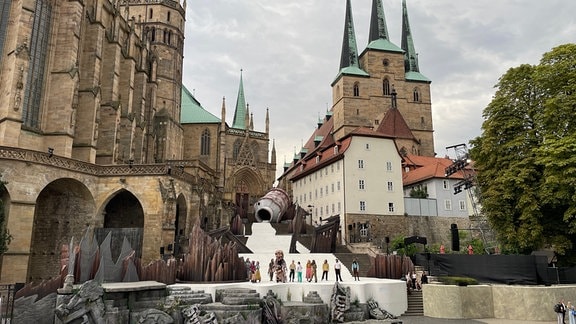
[367,39,403,53]
[405,71,431,83]
[314,135,324,142]
[180,86,221,124]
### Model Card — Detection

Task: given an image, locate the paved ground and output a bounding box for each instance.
[349,316,557,323]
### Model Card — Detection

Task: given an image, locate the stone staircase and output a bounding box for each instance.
[333,252,372,278]
[404,289,424,316]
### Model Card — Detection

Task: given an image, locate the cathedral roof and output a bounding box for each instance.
[180,85,221,124]
[232,70,248,129]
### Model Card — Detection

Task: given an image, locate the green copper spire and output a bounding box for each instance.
[401,0,430,82]
[232,70,247,129]
[335,0,368,82]
[369,0,389,42]
[367,0,403,53]
[340,0,359,70]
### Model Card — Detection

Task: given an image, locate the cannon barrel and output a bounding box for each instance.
[254,188,290,223]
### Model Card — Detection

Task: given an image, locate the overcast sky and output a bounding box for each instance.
[181,0,576,178]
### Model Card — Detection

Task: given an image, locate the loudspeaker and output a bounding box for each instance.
[451,223,460,251]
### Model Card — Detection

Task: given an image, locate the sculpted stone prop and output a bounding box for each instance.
[329,282,350,323]
[182,304,218,324]
[54,280,106,324]
[367,298,397,320]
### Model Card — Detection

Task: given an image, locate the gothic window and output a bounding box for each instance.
[383,78,391,96]
[413,88,421,102]
[149,8,153,19]
[150,27,156,42]
[0,1,11,67]
[233,140,242,159]
[167,31,172,45]
[200,129,210,156]
[353,82,360,97]
[167,11,171,22]
[22,0,52,129]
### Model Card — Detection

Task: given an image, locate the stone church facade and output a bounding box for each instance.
[0,0,275,283]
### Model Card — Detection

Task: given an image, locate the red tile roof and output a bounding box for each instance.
[402,154,467,186]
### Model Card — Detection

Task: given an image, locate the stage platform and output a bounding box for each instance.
[173,222,407,316]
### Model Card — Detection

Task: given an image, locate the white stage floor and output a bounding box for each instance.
[173,222,407,316]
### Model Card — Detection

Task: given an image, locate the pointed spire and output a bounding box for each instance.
[232,70,247,129]
[265,108,270,134]
[369,0,390,42]
[220,96,226,128]
[339,0,360,70]
[271,139,277,165]
[244,103,250,130]
[250,112,254,130]
[401,0,419,73]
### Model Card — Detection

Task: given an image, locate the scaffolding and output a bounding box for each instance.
[445,144,497,253]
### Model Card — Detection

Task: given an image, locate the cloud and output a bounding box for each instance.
[182,0,576,176]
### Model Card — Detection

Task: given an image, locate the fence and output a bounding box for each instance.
[0,283,20,323]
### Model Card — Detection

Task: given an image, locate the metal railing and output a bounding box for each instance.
[0,284,17,323]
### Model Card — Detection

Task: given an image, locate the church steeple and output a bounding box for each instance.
[366,0,403,53]
[265,108,270,134]
[401,0,430,82]
[369,0,389,42]
[271,139,276,165]
[232,70,247,129]
[339,0,360,70]
[334,0,369,83]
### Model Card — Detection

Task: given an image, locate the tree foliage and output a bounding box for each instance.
[470,44,576,263]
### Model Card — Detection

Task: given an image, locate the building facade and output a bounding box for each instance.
[0,0,275,283]
[280,0,474,250]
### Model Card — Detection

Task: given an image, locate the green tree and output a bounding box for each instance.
[471,44,576,263]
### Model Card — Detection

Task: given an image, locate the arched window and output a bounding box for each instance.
[149,9,153,19]
[233,140,242,160]
[413,88,420,102]
[22,0,52,129]
[150,27,156,42]
[200,129,210,155]
[167,11,171,22]
[383,79,390,96]
[353,82,360,97]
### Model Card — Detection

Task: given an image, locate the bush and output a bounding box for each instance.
[436,276,478,286]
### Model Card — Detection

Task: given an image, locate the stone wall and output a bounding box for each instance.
[423,283,576,321]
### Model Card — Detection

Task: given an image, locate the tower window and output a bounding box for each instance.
[383,59,389,67]
[353,82,360,96]
[149,9,153,19]
[200,129,210,155]
[413,88,421,102]
[383,78,390,96]
[167,11,171,22]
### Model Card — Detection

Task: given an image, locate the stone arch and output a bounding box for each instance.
[229,167,266,222]
[99,189,145,261]
[174,193,188,256]
[29,178,95,282]
[0,183,11,273]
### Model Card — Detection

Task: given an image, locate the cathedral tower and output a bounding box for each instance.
[331,0,435,156]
